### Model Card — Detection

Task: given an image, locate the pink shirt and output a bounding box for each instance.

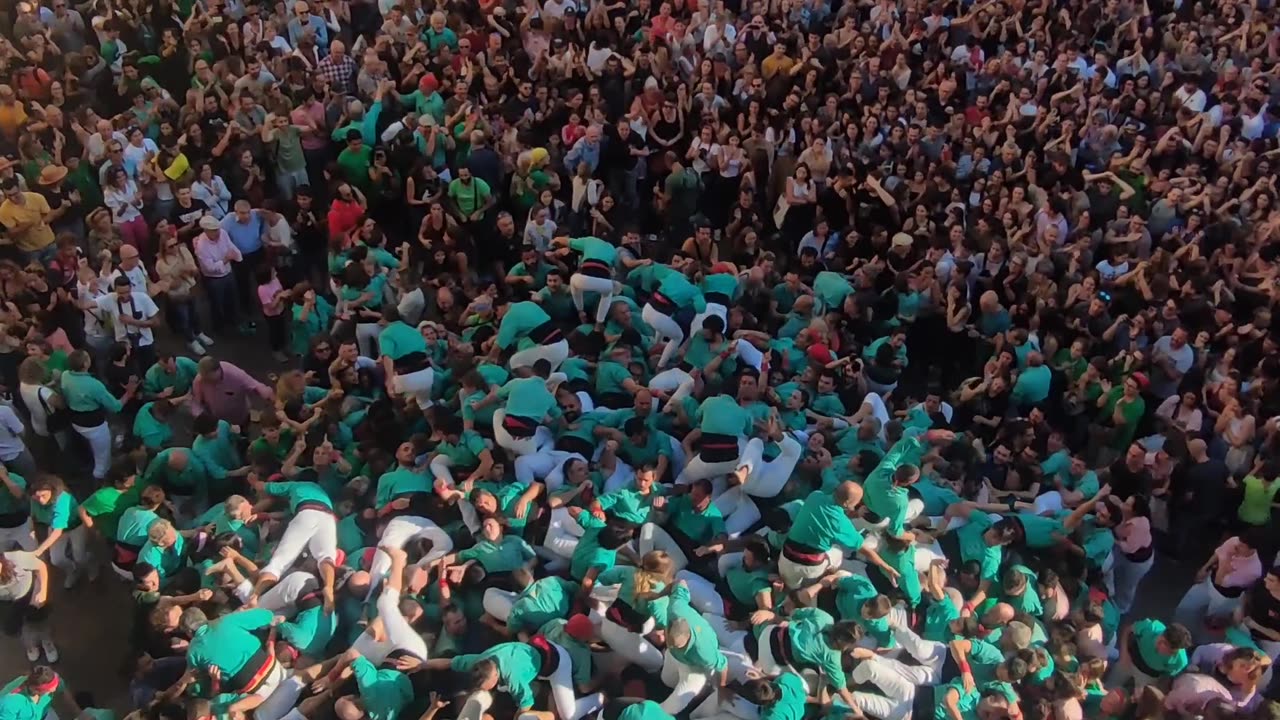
[257,277,285,317]
[291,103,327,151]
[194,230,242,278]
[1213,537,1263,589]
[1115,516,1152,554]
[191,361,272,425]
[1166,674,1234,716]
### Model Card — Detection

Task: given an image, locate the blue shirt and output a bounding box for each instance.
[220,211,265,254]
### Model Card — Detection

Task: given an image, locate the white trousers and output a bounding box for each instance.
[482,587,518,622]
[778,547,844,590]
[514,449,585,491]
[600,616,663,673]
[368,515,453,584]
[509,339,570,372]
[543,507,586,559]
[493,409,553,457]
[690,303,728,337]
[350,587,427,665]
[392,366,435,410]
[660,649,712,715]
[849,655,916,720]
[1176,577,1245,641]
[0,519,36,551]
[639,523,689,571]
[262,509,338,578]
[355,323,381,359]
[649,368,696,406]
[643,304,685,370]
[570,274,615,324]
[254,668,305,720]
[676,454,742,487]
[258,572,319,614]
[678,569,726,615]
[73,422,111,480]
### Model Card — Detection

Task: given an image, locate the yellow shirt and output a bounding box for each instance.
[761,54,795,80]
[0,102,27,143]
[0,193,55,251]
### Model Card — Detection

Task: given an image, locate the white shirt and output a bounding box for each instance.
[1095,258,1130,281]
[78,278,111,338]
[97,291,161,346]
[19,384,56,437]
[121,139,159,175]
[266,216,294,252]
[1174,86,1206,113]
[108,265,150,294]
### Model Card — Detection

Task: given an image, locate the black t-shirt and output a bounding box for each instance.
[1106,460,1151,501]
[170,198,210,233]
[818,184,851,231]
[1248,582,1280,637]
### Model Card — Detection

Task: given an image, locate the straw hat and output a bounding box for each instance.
[37,165,67,186]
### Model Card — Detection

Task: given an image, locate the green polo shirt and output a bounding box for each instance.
[31,491,78,530]
[450,643,540,710]
[435,431,487,470]
[350,657,412,720]
[784,607,846,690]
[263,481,333,514]
[570,236,618,265]
[863,432,926,536]
[665,584,727,673]
[457,534,535,573]
[143,357,199,396]
[115,505,159,547]
[60,370,122,413]
[570,513,618,580]
[497,377,559,422]
[694,395,752,437]
[786,491,864,554]
[664,494,725,545]
[374,467,431,508]
[186,608,273,680]
[954,512,1001,582]
[379,321,428,361]
[280,605,337,659]
[133,402,173,450]
[507,577,577,634]
[144,445,216,489]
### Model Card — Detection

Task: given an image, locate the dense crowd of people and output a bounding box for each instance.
[1,0,1280,718]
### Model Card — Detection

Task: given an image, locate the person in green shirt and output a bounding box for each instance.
[0,667,64,720]
[932,502,1021,611]
[427,415,495,489]
[1093,374,1146,457]
[1010,353,1052,408]
[29,475,90,587]
[61,349,139,481]
[1237,462,1280,528]
[862,428,954,539]
[439,516,536,579]
[248,461,340,610]
[551,234,619,325]
[142,353,199,400]
[337,130,374,192]
[81,461,144,551]
[446,167,493,222]
[641,478,725,574]
[1115,617,1193,685]
[775,485,899,590]
[133,399,177,450]
[171,606,285,716]
[481,567,577,636]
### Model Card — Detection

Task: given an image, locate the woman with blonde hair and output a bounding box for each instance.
[18,356,67,458]
[591,550,674,673]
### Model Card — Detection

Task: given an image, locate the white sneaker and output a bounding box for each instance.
[188,340,207,356]
[41,639,58,663]
[25,646,38,662]
[197,333,215,346]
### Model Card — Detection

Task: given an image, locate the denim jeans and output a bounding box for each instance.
[166,296,200,341]
[203,274,239,331]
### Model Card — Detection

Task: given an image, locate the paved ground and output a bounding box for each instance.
[0,319,1196,712]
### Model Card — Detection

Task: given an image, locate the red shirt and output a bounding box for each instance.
[327,199,364,240]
